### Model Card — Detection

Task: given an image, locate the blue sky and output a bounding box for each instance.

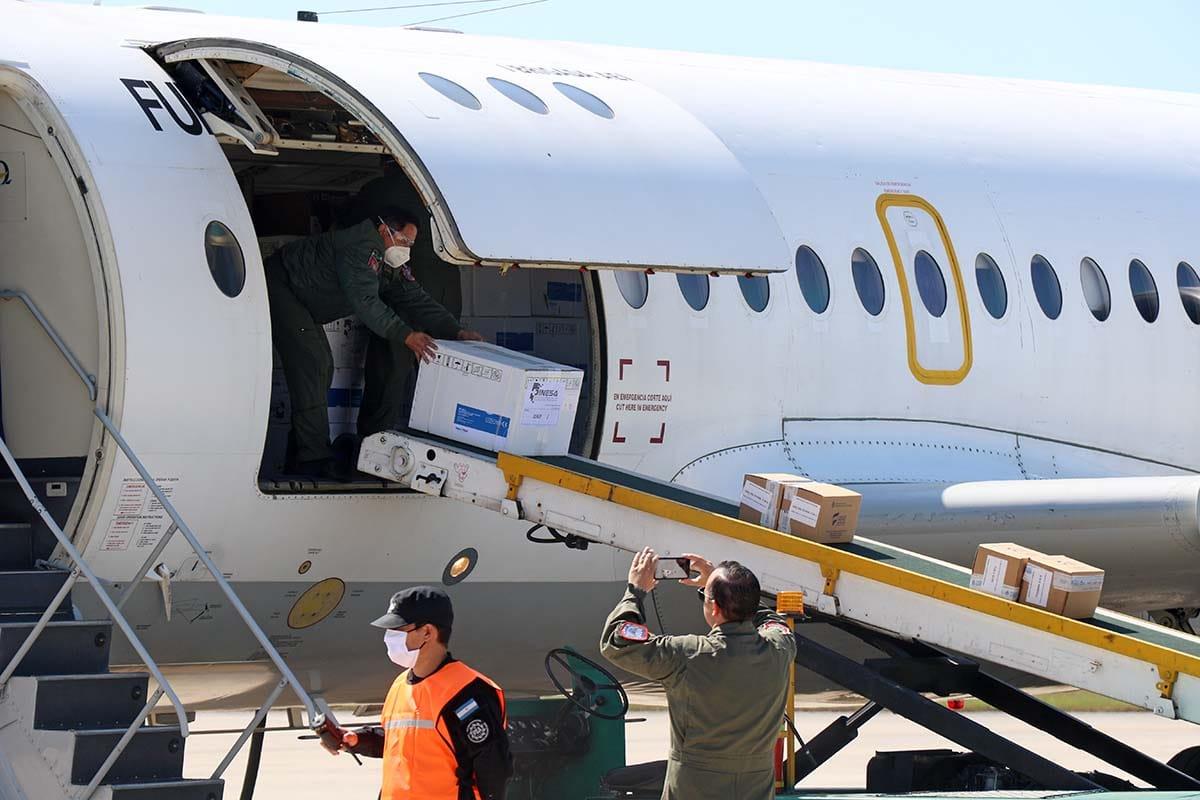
[73,0,1198,93]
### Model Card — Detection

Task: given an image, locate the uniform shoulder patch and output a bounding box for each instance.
[465,718,490,744]
[454,698,480,720]
[759,621,791,635]
[367,250,381,275]
[617,621,651,642]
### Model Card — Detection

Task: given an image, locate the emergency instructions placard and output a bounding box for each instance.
[101,477,179,552]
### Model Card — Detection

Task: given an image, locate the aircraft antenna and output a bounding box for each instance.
[316,0,505,15]
[401,0,547,27]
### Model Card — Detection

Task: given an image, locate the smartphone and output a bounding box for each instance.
[654,557,691,580]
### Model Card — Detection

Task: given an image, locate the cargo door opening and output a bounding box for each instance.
[0,78,108,554]
[160,57,602,492]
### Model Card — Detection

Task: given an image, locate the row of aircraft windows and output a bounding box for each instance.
[613,249,1200,326]
[418,72,615,118]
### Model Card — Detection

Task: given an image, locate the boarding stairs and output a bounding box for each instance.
[362,430,1200,791]
[0,290,324,800]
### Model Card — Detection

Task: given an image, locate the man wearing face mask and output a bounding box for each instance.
[600,549,796,800]
[266,208,482,480]
[323,586,512,800]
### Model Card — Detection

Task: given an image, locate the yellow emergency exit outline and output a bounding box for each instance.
[876,193,973,386]
[499,453,1199,688]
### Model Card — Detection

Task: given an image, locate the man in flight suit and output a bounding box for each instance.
[323,586,512,799]
[338,170,464,426]
[266,207,481,479]
[600,548,797,800]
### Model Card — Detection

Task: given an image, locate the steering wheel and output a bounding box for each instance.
[544,648,630,721]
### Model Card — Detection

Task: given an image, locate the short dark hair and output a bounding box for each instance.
[432,623,451,645]
[710,561,761,622]
[378,206,420,231]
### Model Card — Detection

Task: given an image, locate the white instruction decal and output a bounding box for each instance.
[740,481,773,516]
[788,496,822,528]
[101,477,179,552]
[1023,564,1053,608]
[521,377,566,426]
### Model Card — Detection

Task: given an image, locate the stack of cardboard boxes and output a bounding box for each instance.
[737,472,862,544]
[970,542,1105,619]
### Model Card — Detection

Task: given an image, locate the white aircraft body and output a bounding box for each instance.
[1,0,1199,706]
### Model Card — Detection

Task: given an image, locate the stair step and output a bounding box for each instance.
[0,620,111,676]
[107,779,223,800]
[72,726,185,786]
[35,673,152,731]
[0,523,32,570]
[0,570,72,614]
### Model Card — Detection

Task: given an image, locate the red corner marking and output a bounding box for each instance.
[657,359,671,382]
[612,421,627,444]
[618,358,633,380]
[649,423,666,445]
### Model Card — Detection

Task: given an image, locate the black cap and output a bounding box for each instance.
[371,586,453,630]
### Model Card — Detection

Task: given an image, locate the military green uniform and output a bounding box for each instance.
[600,586,796,800]
[338,175,464,424]
[266,219,461,464]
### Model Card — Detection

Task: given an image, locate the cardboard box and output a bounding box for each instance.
[409,340,583,455]
[462,317,536,354]
[738,473,808,529]
[779,482,861,544]
[531,270,587,317]
[471,267,532,317]
[1019,554,1105,619]
[970,543,1042,601]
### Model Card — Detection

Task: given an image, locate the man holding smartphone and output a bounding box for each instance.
[599,547,796,799]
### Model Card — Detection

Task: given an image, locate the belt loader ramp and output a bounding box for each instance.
[361,431,1200,792]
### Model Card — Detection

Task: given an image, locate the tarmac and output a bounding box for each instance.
[182,704,1199,798]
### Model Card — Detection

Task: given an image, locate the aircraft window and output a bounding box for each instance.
[676,273,710,311]
[913,250,947,318]
[738,275,770,313]
[614,270,648,309]
[418,73,482,110]
[1031,254,1062,320]
[1177,262,1200,325]
[486,77,548,114]
[974,253,1007,319]
[553,82,614,119]
[1079,257,1111,322]
[851,248,884,316]
[204,221,245,298]
[1129,259,1159,322]
[794,245,829,314]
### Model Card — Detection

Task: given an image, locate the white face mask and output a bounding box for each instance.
[380,220,412,269]
[383,244,411,269]
[384,628,421,669]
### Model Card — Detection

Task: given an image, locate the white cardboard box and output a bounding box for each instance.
[471,267,532,317]
[530,270,587,317]
[410,340,583,455]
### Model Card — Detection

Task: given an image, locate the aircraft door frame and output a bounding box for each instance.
[876,193,973,385]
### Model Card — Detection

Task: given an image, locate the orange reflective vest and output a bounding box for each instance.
[381,661,505,800]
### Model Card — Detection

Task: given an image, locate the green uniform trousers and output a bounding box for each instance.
[664,761,775,800]
[266,262,417,463]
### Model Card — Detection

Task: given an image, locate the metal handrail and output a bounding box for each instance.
[0,291,323,798]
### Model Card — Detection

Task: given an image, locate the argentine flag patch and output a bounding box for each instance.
[454,698,480,720]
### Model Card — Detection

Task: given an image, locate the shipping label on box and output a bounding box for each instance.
[410,340,582,456]
[738,473,807,529]
[969,543,1042,601]
[780,482,861,544]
